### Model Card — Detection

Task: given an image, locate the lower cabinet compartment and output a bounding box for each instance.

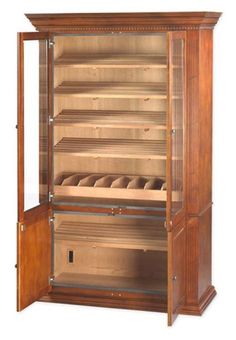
[53,213,167,297]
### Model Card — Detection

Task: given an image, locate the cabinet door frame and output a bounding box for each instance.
[167,31,187,325]
[17,32,53,311]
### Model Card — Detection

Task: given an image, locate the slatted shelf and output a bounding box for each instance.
[54,81,167,99]
[52,272,167,294]
[54,53,167,69]
[54,110,167,129]
[55,220,167,251]
[54,138,167,160]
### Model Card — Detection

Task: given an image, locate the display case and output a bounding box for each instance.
[16,12,221,325]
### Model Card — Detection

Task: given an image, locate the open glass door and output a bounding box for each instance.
[167,31,186,325]
[17,32,52,311]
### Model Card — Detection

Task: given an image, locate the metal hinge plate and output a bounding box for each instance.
[48,276,55,284]
[49,192,54,202]
[49,39,55,48]
[49,216,55,224]
[18,222,26,232]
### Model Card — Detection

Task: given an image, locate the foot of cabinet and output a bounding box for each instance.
[179,285,216,316]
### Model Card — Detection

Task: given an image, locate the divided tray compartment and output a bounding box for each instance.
[54,172,167,202]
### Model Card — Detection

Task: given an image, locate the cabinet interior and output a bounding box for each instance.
[53,213,167,295]
[52,33,168,296]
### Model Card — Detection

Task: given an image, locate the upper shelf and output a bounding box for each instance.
[54,53,167,69]
[54,110,167,129]
[54,81,167,99]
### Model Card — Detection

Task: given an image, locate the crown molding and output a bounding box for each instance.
[25,12,222,33]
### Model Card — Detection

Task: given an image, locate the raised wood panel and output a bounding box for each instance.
[168,219,186,325]
[184,207,213,306]
[198,207,212,298]
[185,216,199,304]
[17,208,51,310]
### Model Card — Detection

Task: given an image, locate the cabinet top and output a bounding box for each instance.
[25,12,221,33]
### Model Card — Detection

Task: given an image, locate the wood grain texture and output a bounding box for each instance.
[17,13,221,323]
[55,53,167,69]
[39,285,167,313]
[54,81,167,99]
[54,110,167,129]
[182,29,215,314]
[53,272,167,294]
[55,219,167,251]
[168,219,186,326]
[17,207,51,311]
[25,12,221,33]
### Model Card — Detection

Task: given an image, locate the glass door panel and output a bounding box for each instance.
[170,38,184,217]
[17,32,50,219]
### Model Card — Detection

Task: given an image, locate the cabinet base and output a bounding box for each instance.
[39,285,216,316]
[179,285,216,316]
[39,286,167,313]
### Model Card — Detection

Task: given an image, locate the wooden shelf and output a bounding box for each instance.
[54,53,167,69]
[54,138,167,160]
[52,272,167,294]
[55,173,165,189]
[54,81,167,99]
[54,110,167,129]
[54,172,167,202]
[55,220,167,251]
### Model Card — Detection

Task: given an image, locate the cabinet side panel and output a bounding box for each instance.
[199,30,213,211]
[198,207,212,298]
[185,216,199,304]
[184,30,215,313]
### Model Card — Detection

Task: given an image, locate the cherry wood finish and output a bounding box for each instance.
[17,206,51,311]
[39,286,167,313]
[17,32,52,310]
[17,12,221,325]
[168,219,186,325]
[25,12,221,32]
[180,29,217,315]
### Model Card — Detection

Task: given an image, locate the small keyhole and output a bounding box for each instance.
[68,250,74,263]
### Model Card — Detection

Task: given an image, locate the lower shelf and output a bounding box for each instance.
[52,272,167,295]
[55,220,167,251]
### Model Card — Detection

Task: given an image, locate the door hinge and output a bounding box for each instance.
[48,275,55,284]
[49,192,54,202]
[164,220,172,229]
[48,116,54,125]
[18,222,26,232]
[49,39,55,48]
[49,216,55,224]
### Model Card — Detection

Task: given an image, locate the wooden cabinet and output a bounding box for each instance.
[17,12,221,325]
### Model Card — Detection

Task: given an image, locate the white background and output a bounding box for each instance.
[0,0,235,338]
